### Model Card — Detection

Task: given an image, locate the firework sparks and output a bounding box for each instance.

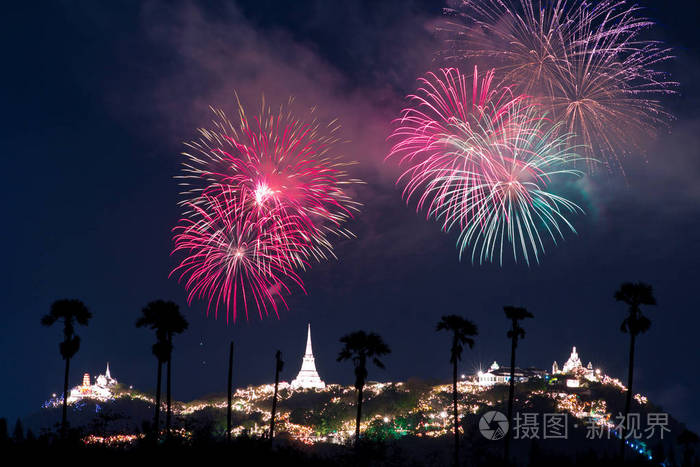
[172,98,360,321]
[171,190,307,323]
[442,0,676,172]
[389,67,584,265]
[178,98,361,266]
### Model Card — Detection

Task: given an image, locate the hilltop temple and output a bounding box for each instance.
[553,346,597,381]
[291,324,326,390]
[477,346,600,387]
[68,362,117,402]
[477,361,546,386]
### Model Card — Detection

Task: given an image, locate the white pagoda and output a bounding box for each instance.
[554,347,597,381]
[562,346,582,373]
[291,324,326,390]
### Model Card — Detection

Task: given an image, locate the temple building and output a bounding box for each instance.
[68,362,117,402]
[477,361,546,387]
[291,324,326,390]
[553,346,598,382]
[477,346,602,387]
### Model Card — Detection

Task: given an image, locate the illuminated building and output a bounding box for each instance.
[477,361,545,386]
[566,379,580,388]
[68,363,118,402]
[553,347,597,381]
[291,324,326,390]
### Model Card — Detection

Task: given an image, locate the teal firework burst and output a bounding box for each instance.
[389,67,586,265]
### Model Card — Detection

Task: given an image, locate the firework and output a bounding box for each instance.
[172,98,360,321]
[389,67,584,265]
[442,0,675,171]
[178,98,361,266]
[171,190,307,323]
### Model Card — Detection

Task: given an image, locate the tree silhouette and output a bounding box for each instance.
[136,300,188,439]
[12,419,24,443]
[269,350,284,445]
[678,429,699,467]
[503,305,533,462]
[0,418,8,446]
[615,282,656,459]
[164,306,188,438]
[41,299,92,437]
[226,341,234,443]
[337,331,391,447]
[436,315,478,467]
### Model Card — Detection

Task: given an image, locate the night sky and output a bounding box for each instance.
[2,1,699,432]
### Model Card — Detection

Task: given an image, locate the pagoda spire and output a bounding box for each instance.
[305,323,313,356]
[291,323,326,390]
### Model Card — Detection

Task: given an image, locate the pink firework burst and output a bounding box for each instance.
[171,189,307,323]
[389,67,584,265]
[389,66,526,231]
[172,98,361,321]
[179,99,361,266]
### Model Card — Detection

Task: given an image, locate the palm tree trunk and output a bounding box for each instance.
[453,358,459,467]
[166,357,172,438]
[270,352,281,446]
[620,333,636,459]
[505,334,517,463]
[154,359,162,440]
[61,356,70,438]
[355,383,363,448]
[166,334,172,438]
[227,341,233,443]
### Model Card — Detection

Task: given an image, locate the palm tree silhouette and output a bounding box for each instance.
[503,305,533,462]
[164,305,188,438]
[226,341,234,443]
[41,299,92,437]
[615,282,656,458]
[269,350,284,445]
[436,315,478,467]
[136,300,188,439]
[337,331,391,447]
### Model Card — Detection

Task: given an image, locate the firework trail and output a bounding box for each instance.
[171,190,307,323]
[172,98,361,321]
[441,0,676,172]
[178,98,361,266]
[389,67,584,265]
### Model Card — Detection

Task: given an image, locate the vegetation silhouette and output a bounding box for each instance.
[270,350,284,445]
[41,299,92,437]
[136,300,188,440]
[436,314,478,467]
[677,429,699,466]
[227,340,234,443]
[615,282,656,460]
[13,418,24,443]
[503,305,533,463]
[337,331,391,448]
[25,282,690,465]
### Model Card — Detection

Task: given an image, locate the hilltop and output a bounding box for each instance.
[21,373,689,465]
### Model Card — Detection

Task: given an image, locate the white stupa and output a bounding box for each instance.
[562,346,583,373]
[291,324,326,390]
